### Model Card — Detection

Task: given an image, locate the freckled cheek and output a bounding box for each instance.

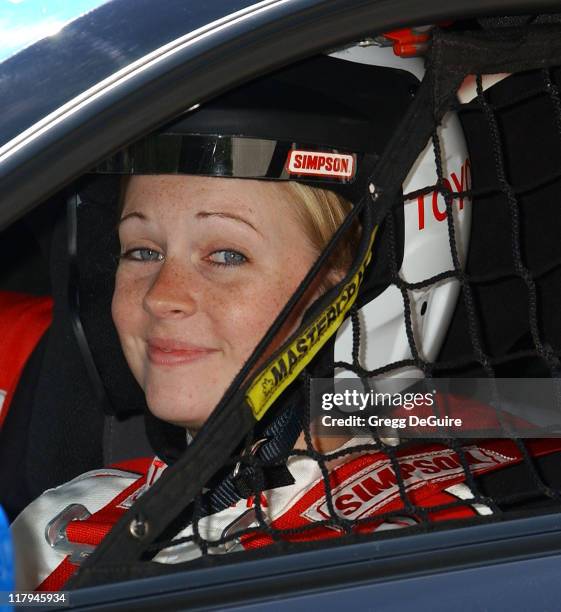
[213,280,296,358]
[112,271,149,337]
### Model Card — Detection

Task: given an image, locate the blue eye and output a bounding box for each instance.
[208,250,247,267]
[121,248,164,262]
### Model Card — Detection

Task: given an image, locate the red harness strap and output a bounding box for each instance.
[0,291,53,430]
[36,458,154,592]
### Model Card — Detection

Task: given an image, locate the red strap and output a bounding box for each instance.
[0,291,53,430]
[37,462,152,591]
[66,474,148,547]
[36,559,79,593]
[110,457,156,474]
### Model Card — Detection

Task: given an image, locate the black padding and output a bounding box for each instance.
[0,216,107,517]
[0,213,51,297]
[478,451,561,511]
[103,415,153,465]
[23,210,106,497]
[439,67,561,373]
[0,196,108,517]
[76,176,148,419]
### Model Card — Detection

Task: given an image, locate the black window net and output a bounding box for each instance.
[69,19,561,588]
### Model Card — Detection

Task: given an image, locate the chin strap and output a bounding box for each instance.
[211,400,302,507]
[148,382,304,513]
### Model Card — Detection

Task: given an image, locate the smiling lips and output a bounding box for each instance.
[147,338,218,366]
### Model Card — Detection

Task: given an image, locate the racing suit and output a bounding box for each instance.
[12,436,561,591]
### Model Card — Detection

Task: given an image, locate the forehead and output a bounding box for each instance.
[120,175,317,248]
[122,174,292,217]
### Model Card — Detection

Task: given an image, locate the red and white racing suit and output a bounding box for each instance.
[12,436,561,591]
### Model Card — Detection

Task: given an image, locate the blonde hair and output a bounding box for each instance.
[282,182,359,283]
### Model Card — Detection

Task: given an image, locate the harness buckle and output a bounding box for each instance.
[220,507,259,552]
[232,438,268,478]
[45,503,95,564]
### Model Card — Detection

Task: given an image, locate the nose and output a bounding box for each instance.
[143,259,198,319]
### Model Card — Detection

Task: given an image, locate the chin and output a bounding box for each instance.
[144,383,217,430]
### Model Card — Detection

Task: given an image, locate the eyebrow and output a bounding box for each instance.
[117,211,147,228]
[117,209,260,234]
[196,211,259,234]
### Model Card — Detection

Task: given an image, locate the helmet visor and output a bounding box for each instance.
[95,134,358,185]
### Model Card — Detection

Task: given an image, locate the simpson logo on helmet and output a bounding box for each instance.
[285,150,356,179]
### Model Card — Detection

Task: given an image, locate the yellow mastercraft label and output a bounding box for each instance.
[246,228,377,420]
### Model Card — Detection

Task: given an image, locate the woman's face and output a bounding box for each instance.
[113,175,322,430]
